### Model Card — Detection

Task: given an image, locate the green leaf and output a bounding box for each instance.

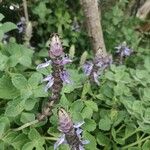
[71,100,84,112]
[83,131,97,150]
[5,98,26,117]
[0,76,19,99]
[142,140,150,150]
[0,117,10,138]
[24,98,37,111]
[5,43,33,67]
[0,52,8,71]
[11,133,29,150]
[0,22,17,33]
[83,118,96,132]
[28,128,45,149]
[20,112,35,123]
[84,100,98,112]
[82,106,93,119]
[11,74,28,89]
[32,85,48,98]
[81,81,91,98]
[96,132,111,146]
[0,13,4,21]
[28,72,43,88]
[99,117,112,131]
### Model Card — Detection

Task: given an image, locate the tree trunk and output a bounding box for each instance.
[80,0,106,55]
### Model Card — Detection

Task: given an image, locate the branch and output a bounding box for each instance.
[80,0,106,55]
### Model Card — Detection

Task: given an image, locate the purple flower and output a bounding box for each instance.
[115,42,133,57]
[49,35,63,58]
[60,70,71,84]
[61,55,72,65]
[17,17,26,33]
[83,61,93,76]
[54,108,89,150]
[36,59,51,69]
[42,75,54,92]
[93,72,100,85]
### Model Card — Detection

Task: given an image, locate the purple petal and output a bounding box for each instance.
[60,70,71,84]
[79,145,85,150]
[93,72,100,85]
[42,74,53,82]
[54,134,65,150]
[76,128,83,136]
[61,56,72,65]
[81,140,90,145]
[73,121,84,128]
[44,76,54,92]
[36,60,51,69]
[124,47,132,56]
[83,62,93,76]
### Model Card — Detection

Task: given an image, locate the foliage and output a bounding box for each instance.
[0,0,150,150]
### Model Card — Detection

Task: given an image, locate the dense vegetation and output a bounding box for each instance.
[0,0,150,150]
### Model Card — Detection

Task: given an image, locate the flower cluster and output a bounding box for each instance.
[37,35,72,92]
[115,41,133,64]
[83,49,112,85]
[17,17,26,33]
[54,108,89,150]
[115,41,133,57]
[36,34,72,121]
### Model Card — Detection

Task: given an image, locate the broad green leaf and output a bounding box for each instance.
[83,118,96,132]
[22,142,34,150]
[0,76,19,99]
[5,43,33,67]
[81,81,91,98]
[0,52,8,71]
[5,98,26,117]
[71,100,84,112]
[99,117,112,131]
[0,117,10,138]
[11,133,29,150]
[82,106,93,119]
[32,85,48,98]
[0,22,17,33]
[24,98,37,111]
[59,93,70,108]
[20,112,35,123]
[83,131,97,150]
[11,74,28,89]
[142,140,150,150]
[28,72,43,88]
[144,57,150,72]
[84,100,98,112]
[96,132,110,146]
[28,128,45,149]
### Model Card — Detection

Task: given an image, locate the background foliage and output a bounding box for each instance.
[0,0,150,150]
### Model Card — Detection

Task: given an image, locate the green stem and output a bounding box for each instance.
[122,135,150,149]
[122,128,140,140]
[44,136,58,141]
[13,119,39,131]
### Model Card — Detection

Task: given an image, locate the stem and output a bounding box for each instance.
[80,0,106,54]
[44,136,58,141]
[23,0,29,23]
[122,135,150,149]
[13,119,39,131]
[122,128,141,140]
